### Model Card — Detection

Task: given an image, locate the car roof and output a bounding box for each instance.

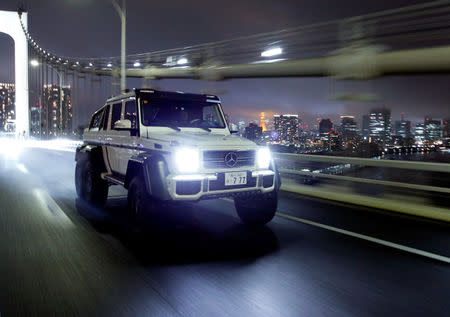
[106,88,220,104]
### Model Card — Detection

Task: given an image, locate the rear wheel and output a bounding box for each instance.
[234,191,277,226]
[75,158,108,206]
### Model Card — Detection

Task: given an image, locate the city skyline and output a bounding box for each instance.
[237,108,447,144]
[228,107,448,130]
[1,78,446,137]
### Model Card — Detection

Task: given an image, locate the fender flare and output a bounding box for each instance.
[125,153,171,200]
[75,144,105,170]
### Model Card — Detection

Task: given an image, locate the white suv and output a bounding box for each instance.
[75,89,280,225]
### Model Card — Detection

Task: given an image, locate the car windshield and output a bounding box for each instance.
[140,97,226,129]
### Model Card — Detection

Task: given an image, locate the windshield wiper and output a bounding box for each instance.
[156,123,181,131]
[188,120,211,132]
[196,126,211,132]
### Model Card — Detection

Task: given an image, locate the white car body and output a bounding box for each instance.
[80,89,277,201]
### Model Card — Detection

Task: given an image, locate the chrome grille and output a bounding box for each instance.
[203,150,255,168]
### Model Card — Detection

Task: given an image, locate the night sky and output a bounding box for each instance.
[0,0,449,126]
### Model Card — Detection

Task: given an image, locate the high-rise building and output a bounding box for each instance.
[340,115,357,136]
[319,119,333,137]
[244,122,262,141]
[238,120,246,133]
[424,116,442,142]
[362,114,370,139]
[414,123,425,144]
[368,108,391,143]
[0,83,15,132]
[443,118,450,138]
[394,113,411,139]
[40,84,72,137]
[273,114,299,143]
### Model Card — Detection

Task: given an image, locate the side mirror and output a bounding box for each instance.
[229,123,239,134]
[114,119,132,130]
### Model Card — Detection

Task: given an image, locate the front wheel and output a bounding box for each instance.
[234,191,278,226]
[127,175,158,222]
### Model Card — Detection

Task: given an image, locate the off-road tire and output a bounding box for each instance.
[234,191,278,226]
[75,157,108,206]
[127,175,157,221]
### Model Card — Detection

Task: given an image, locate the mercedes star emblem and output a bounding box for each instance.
[224,152,238,167]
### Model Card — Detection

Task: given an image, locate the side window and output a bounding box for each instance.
[89,109,103,131]
[101,105,110,130]
[124,100,137,129]
[111,102,122,129]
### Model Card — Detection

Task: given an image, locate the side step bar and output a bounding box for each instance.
[103,174,125,186]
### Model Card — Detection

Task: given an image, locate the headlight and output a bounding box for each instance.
[175,148,200,173]
[256,147,271,169]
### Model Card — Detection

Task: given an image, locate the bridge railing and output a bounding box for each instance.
[274,153,450,222]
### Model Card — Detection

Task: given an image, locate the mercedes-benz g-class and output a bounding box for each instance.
[75,89,280,225]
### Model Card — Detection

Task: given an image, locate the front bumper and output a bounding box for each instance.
[166,170,275,201]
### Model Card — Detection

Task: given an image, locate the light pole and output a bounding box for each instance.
[30,60,64,138]
[112,0,126,93]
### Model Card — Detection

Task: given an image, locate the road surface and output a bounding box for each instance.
[0,147,448,316]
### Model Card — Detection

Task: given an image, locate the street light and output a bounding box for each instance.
[261,47,283,57]
[30,60,64,138]
[177,57,188,65]
[112,0,127,93]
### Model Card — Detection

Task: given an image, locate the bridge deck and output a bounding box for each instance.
[0,147,448,315]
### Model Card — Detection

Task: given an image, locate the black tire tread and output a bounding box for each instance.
[234,191,278,226]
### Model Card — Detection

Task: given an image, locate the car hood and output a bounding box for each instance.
[149,130,257,148]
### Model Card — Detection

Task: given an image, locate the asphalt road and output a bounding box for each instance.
[0,147,449,316]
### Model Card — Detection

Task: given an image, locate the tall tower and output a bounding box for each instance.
[0,10,29,135]
[260,112,267,132]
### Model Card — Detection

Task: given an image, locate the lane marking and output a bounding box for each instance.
[276,212,450,264]
[220,198,450,264]
[33,188,74,227]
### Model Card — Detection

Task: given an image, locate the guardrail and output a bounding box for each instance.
[274,153,450,222]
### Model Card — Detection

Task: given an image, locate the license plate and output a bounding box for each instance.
[225,172,247,186]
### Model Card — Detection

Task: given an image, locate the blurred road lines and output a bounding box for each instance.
[276,212,450,264]
[221,197,450,263]
[33,188,74,228]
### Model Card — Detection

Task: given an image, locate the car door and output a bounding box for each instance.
[107,98,140,176]
[99,104,112,174]
[106,102,124,174]
[119,99,140,173]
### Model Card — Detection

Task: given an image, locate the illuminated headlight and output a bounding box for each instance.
[175,148,199,173]
[256,147,271,169]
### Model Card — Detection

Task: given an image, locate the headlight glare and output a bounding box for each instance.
[256,147,271,169]
[175,148,199,172]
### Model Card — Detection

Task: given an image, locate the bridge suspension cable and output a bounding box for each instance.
[19,0,450,80]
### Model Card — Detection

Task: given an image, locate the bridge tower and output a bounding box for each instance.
[0,10,29,136]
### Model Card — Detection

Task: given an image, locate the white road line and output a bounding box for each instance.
[276,212,450,264]
[33,188,74,227]
[220,198,449,264]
